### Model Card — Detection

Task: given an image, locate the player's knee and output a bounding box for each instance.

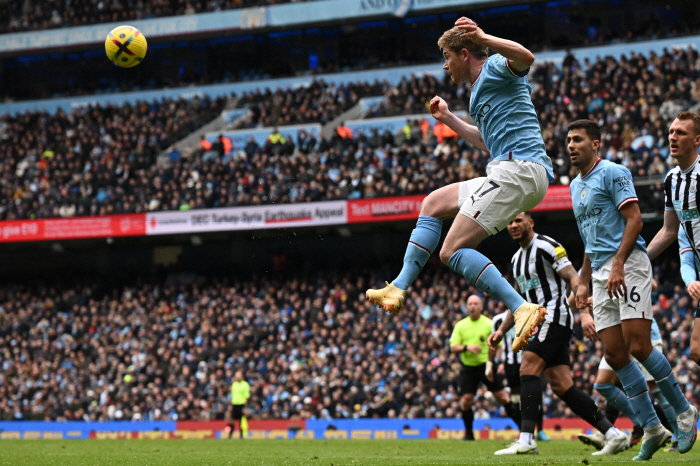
[628,341,652,362]
[689,345,700,364]
[420,192,442,217]
[550,380,572,397]
[461,395,474,409]
[439,244,455,265]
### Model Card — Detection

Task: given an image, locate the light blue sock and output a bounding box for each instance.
[641,348,690,415]
[447,249,525,312]
[616,360,659,430]
[594,383,639,425]
[393,216,443,290]
[652,388,679,438]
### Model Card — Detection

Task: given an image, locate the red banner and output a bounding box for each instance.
[347,195,426,223]
[0,213,146,243]
[531,185,573,212]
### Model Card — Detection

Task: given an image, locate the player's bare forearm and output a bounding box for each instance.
[558,264,580,295]
[450,344,465,354]
[614,202,643,268]
[647,210,681,260]
[478,34,535,72]
[440,111,489,152]
[500,311,515,334]
[579,254,592,288]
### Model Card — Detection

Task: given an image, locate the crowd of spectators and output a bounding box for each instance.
[0,0,316,34]
[0,254,696,422]
[0,95,226,219]
[234,79,390,129]
[2,46,700,219]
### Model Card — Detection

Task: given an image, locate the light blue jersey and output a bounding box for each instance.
[469,53,554,181]
[650,318,661,343]
[570,159,646,271]
[679,225,700,286]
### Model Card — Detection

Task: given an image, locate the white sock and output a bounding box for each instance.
[645,423,665,436]
[519,432,534,445]
[605,427,623,439]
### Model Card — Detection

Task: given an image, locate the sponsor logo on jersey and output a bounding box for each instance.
[516,275,540,292]
[673,200,700,221]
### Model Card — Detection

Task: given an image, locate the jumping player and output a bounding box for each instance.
[489,212,628,455]
[367,17,554,352]
[567,119,697,460]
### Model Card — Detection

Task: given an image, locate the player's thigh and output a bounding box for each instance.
[543,364,574,396]
[591,262,622,333]
[421,181,472,219]
[619,250,654,325]
[597,324,632,370]
[457,160,548,237]
[621,318,653,361]
[520,350,546,377]
[440,213,490,261]
[689,319,700,361]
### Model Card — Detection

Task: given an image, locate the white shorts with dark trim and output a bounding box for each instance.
[591,248,654,332]
[456,160,549,235]
[599,340,663,382]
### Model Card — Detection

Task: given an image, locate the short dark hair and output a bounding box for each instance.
[438,27,489,60]
[567,120,601,142]
[676,111,700,136]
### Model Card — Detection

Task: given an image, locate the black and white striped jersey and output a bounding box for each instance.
[492,311,521,365]
[664,157,700,263]
[511,233,574,329]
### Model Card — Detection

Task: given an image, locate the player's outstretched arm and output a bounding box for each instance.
[430,96,489,152]
[455,17,534,72]
[647,209,681,260]
[576,254,592,310]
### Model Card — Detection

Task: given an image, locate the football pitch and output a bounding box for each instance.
[2,440,700,466]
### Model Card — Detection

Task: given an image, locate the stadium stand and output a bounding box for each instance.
[1,46,698,220]
[0,257,694,422]
[0,0,317,33]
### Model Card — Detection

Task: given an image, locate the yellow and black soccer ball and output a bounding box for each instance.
[105,25,147,68]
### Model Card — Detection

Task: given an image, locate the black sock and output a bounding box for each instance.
[519,375,540,434]
[504,402,521,429]
[560,386,612,434]
[652,398,673,433]
[462,408,474,438]
[228,423,234,439]
[605,403,620,424]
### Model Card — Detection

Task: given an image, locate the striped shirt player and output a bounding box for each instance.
[511,234,575,334]
[492,311,522,393]
[663,160,700,263]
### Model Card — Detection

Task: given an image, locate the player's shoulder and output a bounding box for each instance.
[535,234,562,251]
[665,165,681,180]
[598,159,630,175]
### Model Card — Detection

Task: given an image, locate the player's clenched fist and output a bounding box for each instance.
[487,330,502,351]
[430,96,449,121]
[455,17,485,44]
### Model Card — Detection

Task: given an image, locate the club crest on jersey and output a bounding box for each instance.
[580,188,586,200]
[691,182,697,194]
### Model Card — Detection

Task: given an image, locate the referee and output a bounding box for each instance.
[450,295,521,440]
[492,310,548,442]
[490,212,627,455]
[228,370,250,439]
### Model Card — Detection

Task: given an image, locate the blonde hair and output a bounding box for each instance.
[438,26,488,60]
[676,111,700,137]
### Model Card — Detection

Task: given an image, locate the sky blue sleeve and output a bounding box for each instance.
[608,164,638,209]
[679,226,697,286]
[485,54,529,79]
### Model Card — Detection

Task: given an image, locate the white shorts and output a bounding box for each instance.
[591,248,654,332]
[599,340,663,382]
[456,160,549,235]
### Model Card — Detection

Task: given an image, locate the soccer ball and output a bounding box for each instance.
[105,25,147,68]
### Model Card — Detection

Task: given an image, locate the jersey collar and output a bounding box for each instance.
[681,155,700,174]
[581,158,602,180]
[521,233,537,251]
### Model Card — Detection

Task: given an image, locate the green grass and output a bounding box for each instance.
[1,439,698,466]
